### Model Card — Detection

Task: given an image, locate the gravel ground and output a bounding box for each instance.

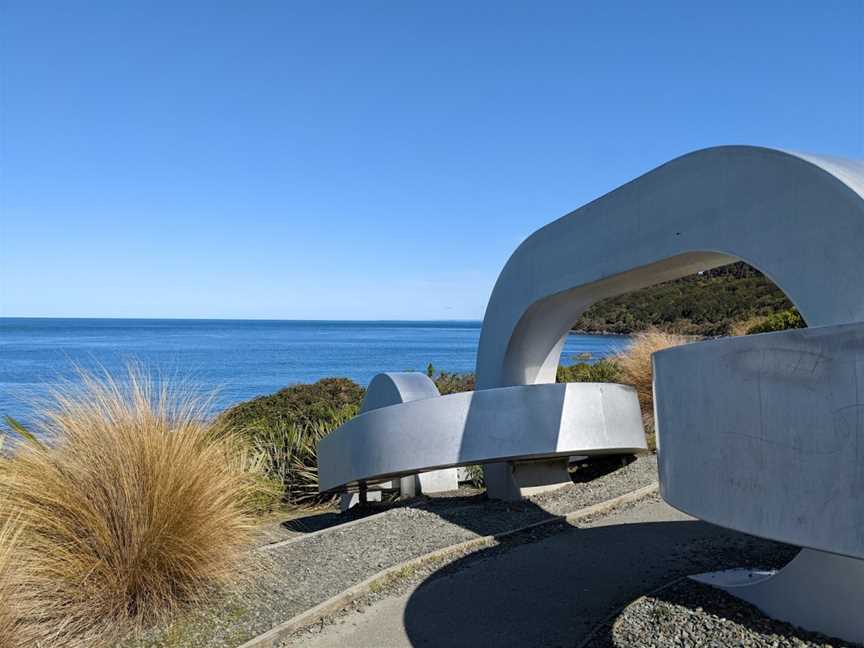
[280,495,835,648]
[585,577,858,648]
[123,455,658,648]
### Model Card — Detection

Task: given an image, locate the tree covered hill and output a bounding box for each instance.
[573,262,793,336]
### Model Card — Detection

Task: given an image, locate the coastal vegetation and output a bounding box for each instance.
[573,262,793,336]
[742,307,806,335]
[217,377,364,433]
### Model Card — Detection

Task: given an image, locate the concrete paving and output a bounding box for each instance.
[292,499,783,648]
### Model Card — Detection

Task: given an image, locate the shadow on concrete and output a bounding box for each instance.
[402,517,796,648]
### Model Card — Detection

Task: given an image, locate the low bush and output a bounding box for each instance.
[745,308,806,334]
[432,370,475,395]
[556,358,622,383]
[218,377,365,434]
[249,410,354,505]
[0,367,268,646]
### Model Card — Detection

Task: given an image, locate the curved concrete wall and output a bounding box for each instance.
[654,322,864,561]
[360,372,459,495]
[317,382,645,492]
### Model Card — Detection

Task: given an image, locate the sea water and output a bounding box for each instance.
[0,318,629,421]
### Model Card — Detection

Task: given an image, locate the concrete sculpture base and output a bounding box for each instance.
[691,549,864,643]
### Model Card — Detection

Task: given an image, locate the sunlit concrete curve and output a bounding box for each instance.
[360,372,441,414]
[317,382,645,492]
[475,145,864,498]
[360,372,459,495]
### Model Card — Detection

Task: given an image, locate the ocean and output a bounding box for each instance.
[0,318,630,422]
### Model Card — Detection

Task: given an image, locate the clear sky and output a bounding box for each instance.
[1,1,862,320]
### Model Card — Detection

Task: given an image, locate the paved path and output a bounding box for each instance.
[291,499,783,648]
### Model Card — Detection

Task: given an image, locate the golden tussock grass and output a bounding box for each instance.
[729,316,764,337]
[0,514,36,648]
[615,328,691,418]
[0,367,267,646]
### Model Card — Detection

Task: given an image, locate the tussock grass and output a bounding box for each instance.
[615,328,690,417]
[0,367,267,646]
[0,514,35,648]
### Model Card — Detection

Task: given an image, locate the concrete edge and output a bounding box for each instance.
[238,482,659,648]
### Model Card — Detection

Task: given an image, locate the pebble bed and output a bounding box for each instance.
[125,455,659,648]
[585,578,858,648]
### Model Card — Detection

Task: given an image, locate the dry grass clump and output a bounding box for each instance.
[730,316,763,337]
[0,367,267,646]
[614,329,690,449]
[0,514,38,648]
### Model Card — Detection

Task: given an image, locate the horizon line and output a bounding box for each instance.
[0,315,485,323]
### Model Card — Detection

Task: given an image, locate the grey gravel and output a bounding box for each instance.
[123,455,658,648]
[585,577,859,648]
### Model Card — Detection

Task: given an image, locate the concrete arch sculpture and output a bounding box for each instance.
[475,146,864,497]
[318,145,864,641]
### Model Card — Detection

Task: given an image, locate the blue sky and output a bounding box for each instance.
[1,1,862,319]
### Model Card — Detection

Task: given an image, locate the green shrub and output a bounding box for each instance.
[434,371,475,395]
[218,378,365,434]
[249,412,353,505]
[556,359,622,383]
[746,308,806,334]
[574,262,793,336]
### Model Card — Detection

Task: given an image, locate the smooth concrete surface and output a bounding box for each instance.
[654,323,864,561]
[290,500,772,648]
[360,373,458,495]
[318,382,646,492]
[475,146,864,498]
[359,373,440,413]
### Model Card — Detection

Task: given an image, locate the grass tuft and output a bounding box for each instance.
[0,366,266,646]
[614,328,690,418]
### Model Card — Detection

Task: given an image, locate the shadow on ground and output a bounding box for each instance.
[401,515,797,648]
[282,455,634,537]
